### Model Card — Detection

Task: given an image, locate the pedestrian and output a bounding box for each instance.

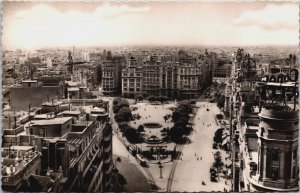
[200,157,202,160]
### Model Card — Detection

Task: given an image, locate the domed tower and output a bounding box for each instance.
[253,80,299,191]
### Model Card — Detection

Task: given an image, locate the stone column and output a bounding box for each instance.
[290,150,294,179]
[262,145,267,180]
[279,149,285,179]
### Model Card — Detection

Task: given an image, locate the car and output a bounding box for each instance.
[209,99,215,103]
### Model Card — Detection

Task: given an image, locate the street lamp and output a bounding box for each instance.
[158,161,163,178]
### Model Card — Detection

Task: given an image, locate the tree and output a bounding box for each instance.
[148,95,155,101]
[137,125,145,132]
[216,114,224,120]
[169,100,193,142]
[137,95,143,101]
[213,128,223,144]
[123,127,142,143]
[115,106,132,122]
[111,168,127,192]
[217,95,225,109]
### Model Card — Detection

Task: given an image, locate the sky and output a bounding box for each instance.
[2,1,299,50]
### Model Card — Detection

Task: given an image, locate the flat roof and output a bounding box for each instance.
[31,117,72,126]
[22,80,37,83]
[34,114,55,119]
[61,110,81,115]
[68,87,79,91]
[2,146,34,151]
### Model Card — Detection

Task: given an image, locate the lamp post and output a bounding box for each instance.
[158,161,163,178]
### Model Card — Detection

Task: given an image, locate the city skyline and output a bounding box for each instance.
[3,1,298,50]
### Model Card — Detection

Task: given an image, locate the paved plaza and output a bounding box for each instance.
[106,96,231,192]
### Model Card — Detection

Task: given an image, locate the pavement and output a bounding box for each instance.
[104,97,153,192]
[113,134,152,192]
[170,102,232,192]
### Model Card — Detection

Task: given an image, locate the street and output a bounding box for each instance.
[170,101,231,192]
[106,97,154,192]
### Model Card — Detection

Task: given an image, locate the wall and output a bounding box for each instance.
[10,86,64,110]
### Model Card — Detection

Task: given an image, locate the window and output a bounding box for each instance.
[271,167,279,180]
[292,166,298,179]
[293,149,298,160]
[272,151,279,161]
[260,127,265,137]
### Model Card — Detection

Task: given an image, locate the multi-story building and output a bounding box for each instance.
[101,51,124,96]
[142,56,161,97]
[227,48,299,192]
[120,50,215,99]
[73,63,96,87]
[213,63,232,83]
[159,61,180,98]
[1,99,113,192]
[121,57,143,98]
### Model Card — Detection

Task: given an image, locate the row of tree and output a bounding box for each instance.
[168,100,194,143]
[147,95,169,103]
[113,99,143,143]
[113,98,133,123]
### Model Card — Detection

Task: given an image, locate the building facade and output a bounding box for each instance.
[101,52,124,96]
[121,57,143,98]
[227,48,299,192]
[1,99,113,192]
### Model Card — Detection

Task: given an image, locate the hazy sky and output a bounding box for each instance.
[3,1,299,50]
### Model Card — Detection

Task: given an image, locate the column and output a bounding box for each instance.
[290,150,293,179]
[262,145,267,180]
[279,149,285,179]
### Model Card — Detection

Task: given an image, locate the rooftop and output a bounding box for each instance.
[30,117,72,126]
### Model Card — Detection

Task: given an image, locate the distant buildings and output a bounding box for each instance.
[120,50,215,99]
[213,63,232,83]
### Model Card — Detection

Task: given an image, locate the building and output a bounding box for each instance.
[73,63,96,87]
[119,49,216,99]
[142,56,161,97]
[159,61,180,98]
[101,51,124,96]
[213,63,232,83]
[121,57,143,98]
[227,48,299,192]
[2,99,113,192]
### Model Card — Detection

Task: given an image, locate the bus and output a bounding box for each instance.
[136,154,146,167]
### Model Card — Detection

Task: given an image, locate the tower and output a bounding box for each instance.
[254,75,299,191]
